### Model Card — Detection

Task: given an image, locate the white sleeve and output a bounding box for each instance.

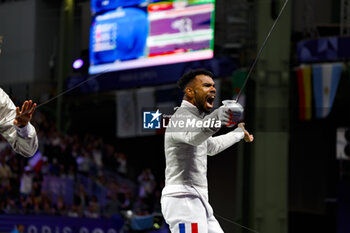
[0,89,38,157]
[14,124,31,138]
[207,127,244,156]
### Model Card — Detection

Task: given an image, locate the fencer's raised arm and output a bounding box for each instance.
[0,88,38,157]
[207,127,244,156]
[167,108,221,146]
[207,122,254,155]
[167,102,241,146]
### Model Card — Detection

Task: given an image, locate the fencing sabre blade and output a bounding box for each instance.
[222,0,289,127]
[218,0,289,232]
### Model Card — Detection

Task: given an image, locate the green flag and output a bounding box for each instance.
[232,69,248,97]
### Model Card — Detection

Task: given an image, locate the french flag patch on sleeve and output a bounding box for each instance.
[179,223,198,233]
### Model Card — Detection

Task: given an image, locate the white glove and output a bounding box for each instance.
[218,100,244,127]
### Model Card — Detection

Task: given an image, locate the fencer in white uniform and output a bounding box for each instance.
[0,88,38,157]
[161,70,253,233]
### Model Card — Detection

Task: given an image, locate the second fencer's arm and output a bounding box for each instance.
[0,90,38,157]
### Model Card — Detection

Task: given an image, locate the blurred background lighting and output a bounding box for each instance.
[73,59,84,69]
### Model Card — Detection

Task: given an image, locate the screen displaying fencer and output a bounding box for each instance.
[89,0,216,74]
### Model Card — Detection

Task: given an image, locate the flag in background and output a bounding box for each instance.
[312,63,343,118]
[28,150,43,173]
[296,65,312,120]
[231,69,246,118]
[232,69,247,97]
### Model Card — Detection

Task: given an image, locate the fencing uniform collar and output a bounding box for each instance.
[180,100,206,118]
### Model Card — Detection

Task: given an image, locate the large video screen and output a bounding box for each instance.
[89,0,216,74]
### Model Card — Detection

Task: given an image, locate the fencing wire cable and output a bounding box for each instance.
[2,69,111,126]
[215,213,260,233]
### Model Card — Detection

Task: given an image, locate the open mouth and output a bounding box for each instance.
[206,95,215,109]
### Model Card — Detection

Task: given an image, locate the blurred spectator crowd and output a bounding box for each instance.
[0,111,163,219]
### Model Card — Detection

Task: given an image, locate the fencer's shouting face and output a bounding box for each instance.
[186,74,216,113]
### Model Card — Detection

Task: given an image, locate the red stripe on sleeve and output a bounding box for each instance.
[191,223,198,233]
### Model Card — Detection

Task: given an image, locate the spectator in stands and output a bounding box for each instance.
[7,154,21,191]
[21,195,34,214]
[0,110,162,219]
[42,199,54,215]
[105,192,120,218]
[54,196,67,216]
[0,156,12,188]
[48,131,61,158]
[19,166,33,196]
[59,164,67,178]
[116,152,128,176]
[65,165,76,180]
[39,191,50,210]
[107,180,120,199]
[75,184,89,212]
[103,144,117,171]
[85,195,100,218]
[67,203,81,218]
[92,138,103,168]
[40,156,50,175]
[0,138,7,153]
[31,180,41,197]
[95,170,107,187]
[133,197,151,216]
[137,168,156,199]
[76,152,91,176]
[33,199,41,215]
[49,158,60,176]
[119,190,133,211]
[62,143,78,173]
[4,197,17,214]
[11,224,25,233]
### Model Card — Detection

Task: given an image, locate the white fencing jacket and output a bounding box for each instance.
[0,88,38,157]
[162,100,244,203]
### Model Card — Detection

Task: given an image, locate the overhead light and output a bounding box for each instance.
[73,59,84,69]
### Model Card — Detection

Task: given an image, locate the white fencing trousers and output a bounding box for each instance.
[161,195,224,233]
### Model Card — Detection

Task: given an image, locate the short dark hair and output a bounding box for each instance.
[177,69,214,92]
